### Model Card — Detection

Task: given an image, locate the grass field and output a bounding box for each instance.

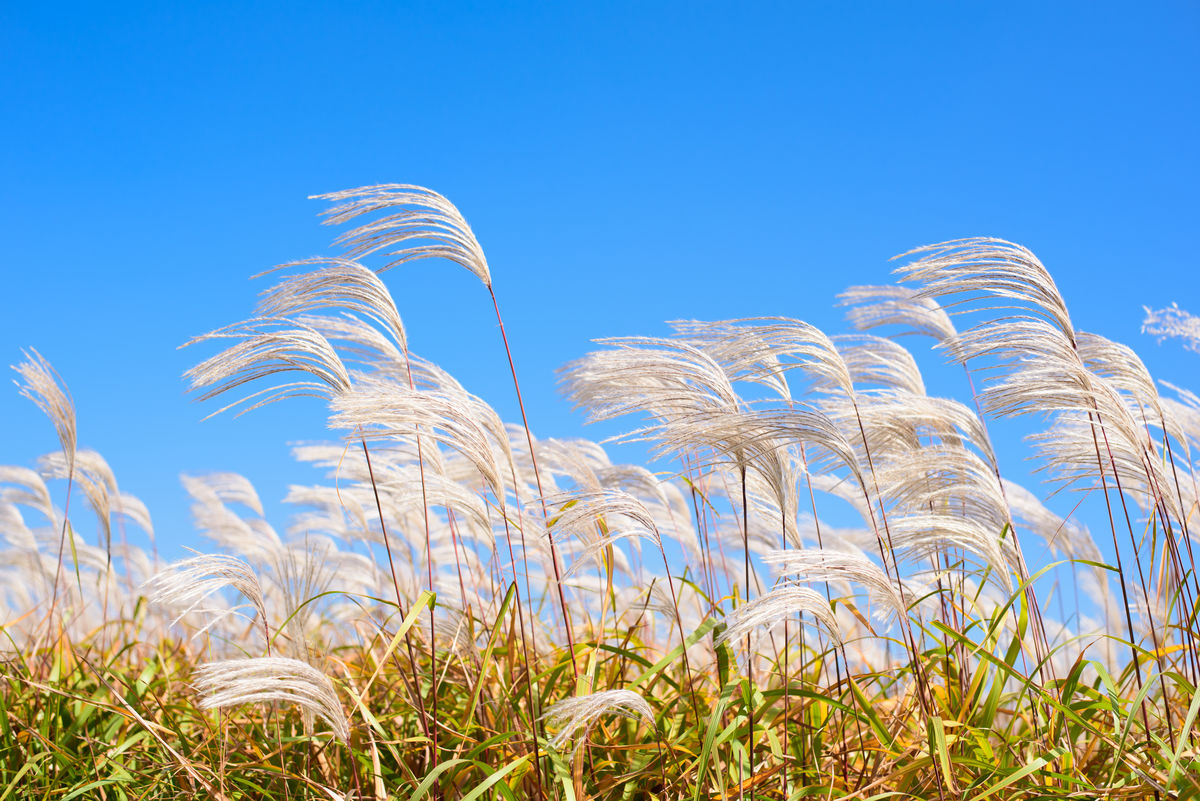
[2,185,1198,799]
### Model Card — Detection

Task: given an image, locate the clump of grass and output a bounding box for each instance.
[1,190,1198,800]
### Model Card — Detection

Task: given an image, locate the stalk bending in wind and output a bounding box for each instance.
[313,184,580,686]
[894,238,1198,738]
[13,350,78,644]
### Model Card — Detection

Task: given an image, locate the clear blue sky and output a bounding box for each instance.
[2,1,1198,560]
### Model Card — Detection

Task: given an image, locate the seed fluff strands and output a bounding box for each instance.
[312,183,491,287]
[837,284,958,343]
[716,584,842,649]
[143,554,267,632]
[540,689,654,754]
[763,549,907,625]
[0,465,55,521]
[1143,303,1200,354]
[194,656,350,743]
[12,349,77,472]
[252,257,407,353]
[183,318,352,418]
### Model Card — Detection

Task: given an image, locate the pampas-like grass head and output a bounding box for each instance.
[143,553,267,633]
[13,350,76,471]
[540,688,654,754]
[194,656,350,743]
[312,183,491,288]
[716,583,842,649]
[1143,303,1200,354]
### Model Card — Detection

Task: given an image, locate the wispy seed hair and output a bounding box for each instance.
[312,183,491,288]
[194,656,350,743]
[540,688,654,754]
[13,349,77,471]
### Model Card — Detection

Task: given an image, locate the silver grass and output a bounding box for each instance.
[183,317,352,417]
[894,238,1075,336]
[194,656,350,742]
[184,472,266,516]
[0,466,55,521]
[283,485,373,544]
[834,334,926,397]
[114,542,155,590]
[68,538,113,573]
[635,406,864,486]
[667,319,793,400]
[291,441,399,489]
[350,364,517,488]
[875,446,1009,530]
[1159,387,1200,484]
[329,379,510,503]
[668,318,856,398]
[564,327,866,482]
[1077,335,1197,511]
[716,583,842,648]
[598,465,704,561]
[872,443,1019,583]
[803,473,878,531]
[620,579,684,620]
[39,449,115,555]
[892,241,1122,413]
[1002,479,1100,562]
[313,183,491,287]
[831,394,996,467]
[269,538,358,661]
[560,528,658,580]
[838,284,958,343]
[1032,412,1183,521]
[300,314,410,376]
[12,350,77,471]
[115,492,154,542]
[893,241,1164,508]
[886,512,1013,588]
[562,337,742,428]
[375,471,493,543]
[1143,303,1200,353]
[254,258,407,353]
[0,549,59,618]
[534,438,615,491]
[183,474,283,562]
[0,503,37,551]
[143,553,267,630]
[540,688,654,754]
[545,489,659,540]
[763,548,907,624]
[1077,332,1166,423]
[735,449,805,549]
[788,516,882,568]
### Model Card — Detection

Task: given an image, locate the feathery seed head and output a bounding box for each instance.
[313,183,491,288]
[194,656,350,742]
[13,350,77,472]
[541,689,654,754]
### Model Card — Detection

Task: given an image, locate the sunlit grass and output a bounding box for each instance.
[1,190,1197,800]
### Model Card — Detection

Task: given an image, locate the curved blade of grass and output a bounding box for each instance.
[461,581,516,731]
[1167,677,1200,784]
[0,753,47,801]
[458,755,529,801]
[964,747,1065,801]
[690,678,737,801]
[362,589,435,699]
[1105,666,1160,787]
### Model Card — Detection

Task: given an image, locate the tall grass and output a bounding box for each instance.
[1,188,1198,800]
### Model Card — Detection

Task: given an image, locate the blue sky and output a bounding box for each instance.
[2,2,1198,562]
